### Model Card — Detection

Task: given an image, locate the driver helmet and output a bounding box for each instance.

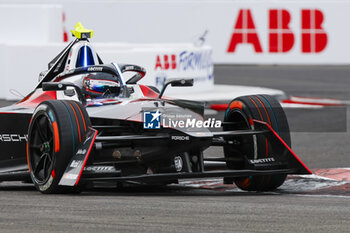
[82,73,121,99]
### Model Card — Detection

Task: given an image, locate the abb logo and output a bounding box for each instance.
[227,9,328,53]
[155,51,212,71]
[155,54,177,70]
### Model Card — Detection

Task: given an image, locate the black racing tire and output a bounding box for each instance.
[27,100,91,194]
[224,95,290,191]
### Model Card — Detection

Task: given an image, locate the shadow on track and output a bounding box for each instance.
[0,181,281,197]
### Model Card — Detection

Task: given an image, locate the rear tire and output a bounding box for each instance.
[224,95,290,191]
[27,100,91,194]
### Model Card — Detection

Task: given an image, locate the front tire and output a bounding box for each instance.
[224,95,290,191]
[27,100,91,194]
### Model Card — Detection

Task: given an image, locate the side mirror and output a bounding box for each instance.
[169,79,194,87]
[42,82,68,91]
[158,79,194,99]
[42,82,85,104]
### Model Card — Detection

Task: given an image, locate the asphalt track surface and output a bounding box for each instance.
[214,65,350,169]
[0,65,350,233]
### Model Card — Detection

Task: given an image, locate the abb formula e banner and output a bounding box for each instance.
[54,0,350,65]
[1,0,349,65]
[223,6,335,64]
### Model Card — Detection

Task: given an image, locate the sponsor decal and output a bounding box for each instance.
[123,65,136,71]
[248,157,276,164]
[174,156,183,172]
[154,51,213,89]
[83,166,116,172]
[155,54,177,70]
[227,9,328,53]
[178,51,212,71]
[143,109,221,129]
[87,67,103,72]
[163,117,221,128]
[70,160,83,168]
[76,149,87,155]
[171,135,190,141]
[63,173,78,180]
[154,52,212,71]
[0,134,28,142]
[143,110,161,129]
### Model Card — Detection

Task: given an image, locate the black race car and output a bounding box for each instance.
[0,24,311,193]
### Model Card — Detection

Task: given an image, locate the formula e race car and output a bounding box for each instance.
[0,23,311,193]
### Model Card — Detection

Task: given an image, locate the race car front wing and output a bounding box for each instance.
[57,119,311,187]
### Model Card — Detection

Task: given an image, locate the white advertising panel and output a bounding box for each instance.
[1,1,349,64]
[0,4,63,44]
[0,43,213,100]
[0,4,213,100]
[56,0,350,64]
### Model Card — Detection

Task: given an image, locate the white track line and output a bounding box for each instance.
[281,103,324,109]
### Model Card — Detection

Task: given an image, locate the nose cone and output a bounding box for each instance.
[87,98,215,136]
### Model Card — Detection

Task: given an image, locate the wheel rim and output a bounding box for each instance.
[29,113,55,184]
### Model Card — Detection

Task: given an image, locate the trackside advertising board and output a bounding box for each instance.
[56,0,350,64]
[0,5,213,99]
[1,1,349,64]
[220,4,346,64]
